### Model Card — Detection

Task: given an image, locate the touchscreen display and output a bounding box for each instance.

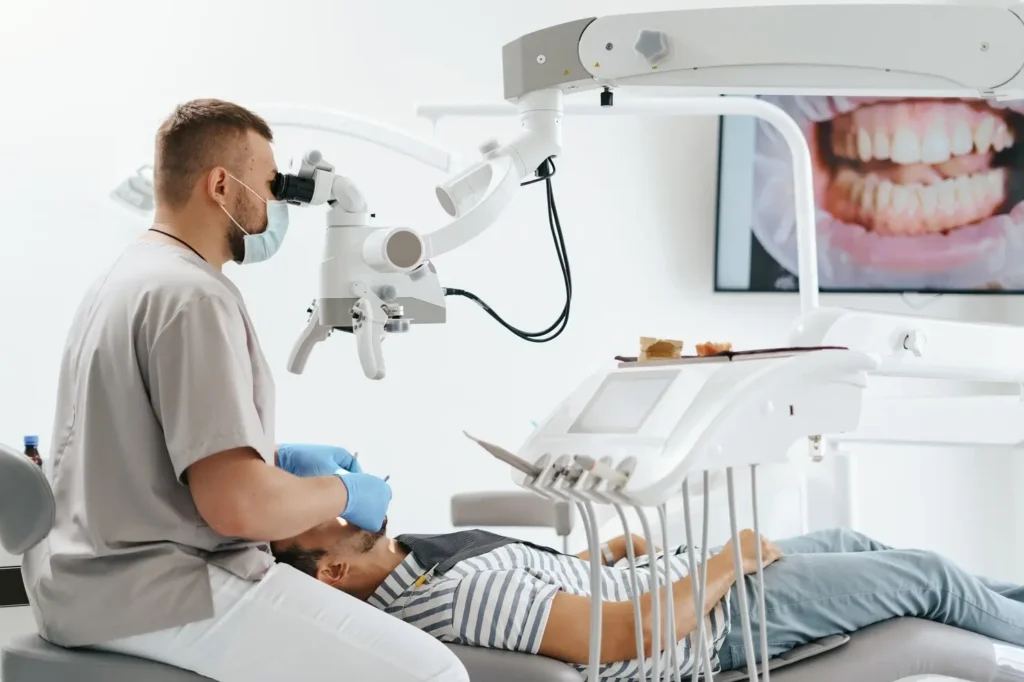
[568,371,676,434]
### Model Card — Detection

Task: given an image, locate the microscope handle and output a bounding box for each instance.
[353,297,386,380]
[287,304,331,375]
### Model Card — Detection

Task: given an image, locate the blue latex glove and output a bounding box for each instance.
[276,443,362,477]
[337,472,392,532]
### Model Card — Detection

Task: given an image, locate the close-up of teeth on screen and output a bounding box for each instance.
[716,96,1024,293]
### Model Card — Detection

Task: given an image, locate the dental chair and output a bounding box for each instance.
[446,489,1024,682]
[2,440,1022,682]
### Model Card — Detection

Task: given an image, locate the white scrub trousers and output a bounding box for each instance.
[92,564,469,682]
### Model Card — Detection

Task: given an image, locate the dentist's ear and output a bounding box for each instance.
[317,561,350,588]
[207,167,231,206]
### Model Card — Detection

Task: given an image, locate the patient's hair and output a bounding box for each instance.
[272,544,327,577]
[154,98,273,209]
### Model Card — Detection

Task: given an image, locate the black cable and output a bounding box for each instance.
[444,157,572,343]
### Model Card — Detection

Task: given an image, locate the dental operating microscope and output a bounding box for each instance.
[274,150,443,381]
[278,90,565,380]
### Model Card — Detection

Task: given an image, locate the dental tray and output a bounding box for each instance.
[613,345,849,367]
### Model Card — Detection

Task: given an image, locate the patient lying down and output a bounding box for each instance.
[272,520,1024,680]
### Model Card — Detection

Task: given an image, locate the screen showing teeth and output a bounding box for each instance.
[821,100,1018,237]
[715,95,1024,292]
[828,101,1015,165]
[827,168,1006,236]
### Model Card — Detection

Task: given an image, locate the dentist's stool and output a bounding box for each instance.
[0,443,213,682]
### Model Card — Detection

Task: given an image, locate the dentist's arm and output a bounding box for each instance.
[186,449,349,541]
[145,295,386,541]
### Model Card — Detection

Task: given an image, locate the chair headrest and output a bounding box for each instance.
[0,442,55,555]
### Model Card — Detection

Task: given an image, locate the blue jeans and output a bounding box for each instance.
[717,528,1024,672]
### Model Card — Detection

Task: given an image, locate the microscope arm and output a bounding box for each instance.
[423,89,564,260]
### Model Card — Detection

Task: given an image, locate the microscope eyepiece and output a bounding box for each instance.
[271,172,316,205]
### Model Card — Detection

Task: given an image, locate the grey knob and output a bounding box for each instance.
[378,285,398,302]
[634,29,671,66]
[385,318,411,333]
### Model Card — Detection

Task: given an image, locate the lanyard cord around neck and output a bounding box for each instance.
[148,228,206,263]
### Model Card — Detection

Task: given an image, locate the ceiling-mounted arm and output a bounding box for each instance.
[422,88,563,260]
[415,0,1024,319]
[249,105,453,172]
[418,96,821,312]
[501,2,1024,102]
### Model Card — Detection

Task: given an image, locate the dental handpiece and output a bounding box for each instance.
[573,455,628,487]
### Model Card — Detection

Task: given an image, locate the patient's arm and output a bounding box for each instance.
[576,534,655,565]
[539,550,738,665]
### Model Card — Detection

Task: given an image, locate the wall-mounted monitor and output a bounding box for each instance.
[714,95,1024,293]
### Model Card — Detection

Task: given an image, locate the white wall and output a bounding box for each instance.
[1,0,1022,652]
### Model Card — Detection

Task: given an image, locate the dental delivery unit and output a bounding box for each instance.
[7,1,1024,681]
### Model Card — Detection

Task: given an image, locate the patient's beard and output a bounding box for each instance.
[358,517,388,554]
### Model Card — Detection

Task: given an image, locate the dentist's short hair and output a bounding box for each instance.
[154,98,273,209]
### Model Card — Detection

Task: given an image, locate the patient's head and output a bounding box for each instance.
[271,517,406,600]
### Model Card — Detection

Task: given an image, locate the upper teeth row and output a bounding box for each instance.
[834,118,1014,165]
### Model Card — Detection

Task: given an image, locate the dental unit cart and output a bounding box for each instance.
[7,1,1024,681]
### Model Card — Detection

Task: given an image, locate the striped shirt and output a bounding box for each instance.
[367,542,732,681]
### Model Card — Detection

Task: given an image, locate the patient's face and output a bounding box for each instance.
[271,517,395,600]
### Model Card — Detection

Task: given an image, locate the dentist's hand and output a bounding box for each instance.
[276,444,362,477]
[336,472,392,532]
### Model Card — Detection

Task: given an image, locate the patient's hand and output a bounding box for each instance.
[723,529,783,575]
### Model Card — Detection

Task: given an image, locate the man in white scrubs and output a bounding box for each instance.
[21,99,466,682]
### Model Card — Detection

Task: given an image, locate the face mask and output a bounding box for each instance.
[222,174,291,265]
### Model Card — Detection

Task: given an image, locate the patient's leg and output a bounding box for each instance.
[975,576,1024,602]
[717,548,1024,672]
[773,528,891,555]
[773,531,1024,600]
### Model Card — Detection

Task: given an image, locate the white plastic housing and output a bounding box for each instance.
[514,350,876,507]
[318,226,443,322]
[436,162,493,218]
[424,89,564,260]
[791,307,1024,449]
[362,228,425,273]
[574,3,1024,99]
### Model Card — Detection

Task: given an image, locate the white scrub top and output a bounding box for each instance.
[22,240,277,647]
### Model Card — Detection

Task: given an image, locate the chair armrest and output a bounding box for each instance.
[451,491,574,537]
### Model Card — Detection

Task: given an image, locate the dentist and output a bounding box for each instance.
[22,99,464,681]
